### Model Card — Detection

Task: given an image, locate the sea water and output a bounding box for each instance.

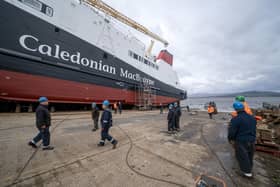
[181,97,280,112]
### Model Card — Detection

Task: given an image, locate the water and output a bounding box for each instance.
[181,97,280,112]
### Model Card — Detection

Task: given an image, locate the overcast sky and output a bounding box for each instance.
[103,0,280,94]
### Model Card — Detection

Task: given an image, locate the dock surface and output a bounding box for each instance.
[0,110,279,187]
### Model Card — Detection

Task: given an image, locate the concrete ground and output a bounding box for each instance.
[0,110,279,187]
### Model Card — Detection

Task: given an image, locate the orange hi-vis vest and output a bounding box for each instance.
[113,103,117,109]
[208,106,215,114]
[231,102,253,117]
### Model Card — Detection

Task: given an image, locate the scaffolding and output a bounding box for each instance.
[135,82,156,110]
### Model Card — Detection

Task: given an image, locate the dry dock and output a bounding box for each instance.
[0,110,279,187]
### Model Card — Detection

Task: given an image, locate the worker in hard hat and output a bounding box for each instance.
[231,96,253,117]
[174,102,181,131]
[28,97,54,150]
[91,102,100,131]
[167,104,175,131]
[207,103,215,119]
[228,102,256,178]
[98,100,118,149]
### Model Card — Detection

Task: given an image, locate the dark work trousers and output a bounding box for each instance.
[175,118,180,129]
[235,142,255,173]
[93,118,99,129]
[100,126,116,145]
[33,126,50,146]
[208,113,213,119]
[168,121,174,131]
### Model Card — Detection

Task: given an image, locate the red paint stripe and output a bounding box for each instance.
[0,70,178,104]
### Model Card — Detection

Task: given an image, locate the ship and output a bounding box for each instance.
[0,0,186,108]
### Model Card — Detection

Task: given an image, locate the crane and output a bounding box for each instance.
[84,0,169,47]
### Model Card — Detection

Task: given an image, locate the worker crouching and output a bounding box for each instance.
[228,102,256,178]
[98,100,118,149]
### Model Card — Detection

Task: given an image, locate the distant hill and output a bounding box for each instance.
[220,91,280,97]
[190,91,280,98]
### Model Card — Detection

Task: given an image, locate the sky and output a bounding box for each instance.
[103,0,280,95]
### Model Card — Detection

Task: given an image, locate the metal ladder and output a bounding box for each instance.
[135,82,156,110]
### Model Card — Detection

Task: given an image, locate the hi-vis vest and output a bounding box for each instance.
[208,106,215,114]
[231,102,253,117]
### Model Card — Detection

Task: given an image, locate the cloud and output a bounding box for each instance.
[103,0,280,94]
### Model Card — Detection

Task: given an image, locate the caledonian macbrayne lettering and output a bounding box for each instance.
[19,34,155,85]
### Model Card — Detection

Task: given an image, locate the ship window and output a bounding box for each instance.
[128,51,158,70]
[133,53,138,60]
[45,6,53,17]
[103,52,108,59]
[19,0,54,17]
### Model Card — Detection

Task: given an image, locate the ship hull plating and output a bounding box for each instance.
[0,1,186,104]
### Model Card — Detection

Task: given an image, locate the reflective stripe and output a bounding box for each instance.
[99,140,105,143]
[110,138,114,143]
[103,120,108,123]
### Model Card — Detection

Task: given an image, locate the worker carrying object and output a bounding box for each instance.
[28,97,54,150]
[228,101,256,178]
[91,102,100,131]
[98,100,118,149]
[207,104,215,119]
[231,96,253,117]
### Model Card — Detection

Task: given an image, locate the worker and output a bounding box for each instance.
[98,100,118,149]
[228,102,256,178]
[207,103,215,119]
[113,102,118,114]
[91,102,100,131]
[160,103,163,114]
[118,101,122,114]
[231,96,253,118]
[167,104,175,131]
[28,97,54,150]
[174,102,181,131]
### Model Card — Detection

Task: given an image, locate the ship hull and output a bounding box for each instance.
[0,70,177,104]
[0,1,186,105]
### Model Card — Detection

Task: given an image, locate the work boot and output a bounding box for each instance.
[97,141,105,147]
[42,146,54,150]
[28,141,37,148]
[243,173,253,179]
[92,128,97,132]
[112,140,118,149]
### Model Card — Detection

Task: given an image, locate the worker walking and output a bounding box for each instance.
[207,104,215,119]
[91,102,100,131]
[98,100,118,149]
[231,96,253,117]
[174,102,181,131]
[167,104,175,131]
[228,102,256,178]
[28,97,54,150]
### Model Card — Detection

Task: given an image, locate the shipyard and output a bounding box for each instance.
[1,0,280,187]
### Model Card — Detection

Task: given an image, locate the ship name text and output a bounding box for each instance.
[19,34,154,85]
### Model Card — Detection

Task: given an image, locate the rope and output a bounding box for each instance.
[116,124,187,187]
